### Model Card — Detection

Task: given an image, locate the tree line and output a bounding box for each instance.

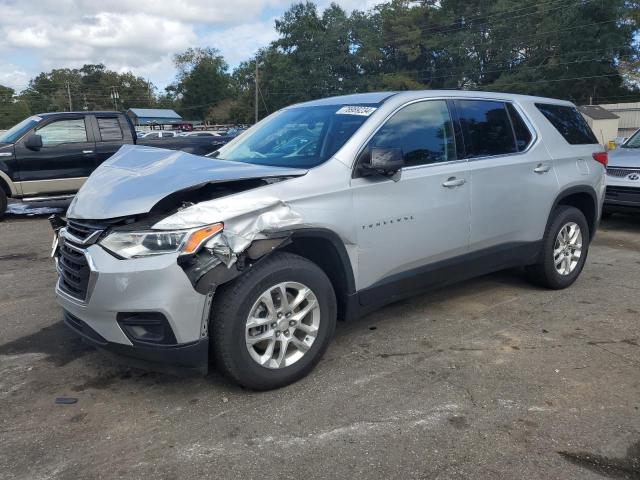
[1,0,638,128]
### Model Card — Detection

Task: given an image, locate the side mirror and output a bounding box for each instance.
[24,134,43,150]
[363,147,404,176]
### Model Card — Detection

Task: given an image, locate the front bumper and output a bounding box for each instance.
[604,177,640,212]
[55,240,211,373]
[64,311,209,374]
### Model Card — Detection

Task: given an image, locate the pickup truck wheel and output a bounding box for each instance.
[0,189,7,220]
[210,252,336,390]
[526,206,589,289]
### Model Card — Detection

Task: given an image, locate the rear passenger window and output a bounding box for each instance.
[97,118,123,141]
[456,100,516,157]
[369,100,456,167]
[535,103,598,145]
[506,103,533,151]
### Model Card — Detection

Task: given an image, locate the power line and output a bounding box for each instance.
[403,0,572,35]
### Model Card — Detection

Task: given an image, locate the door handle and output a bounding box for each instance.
[534,163,551,174]
[442,177,466,188]
[82,150,94,154]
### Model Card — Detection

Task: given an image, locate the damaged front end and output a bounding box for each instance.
[53,146,311,375]
[61,144,309,305]
[86,195,305,295]
[159,196,305,293]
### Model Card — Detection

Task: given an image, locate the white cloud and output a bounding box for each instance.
[202,18,280,67]
[0,64,31,90]
[0,0,383,91]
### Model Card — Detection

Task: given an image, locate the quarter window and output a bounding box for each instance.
[368,100,456,167]
[37,119,88,146]
[535,103,598,145]
[97,118,123,141]
[455,100,516,157]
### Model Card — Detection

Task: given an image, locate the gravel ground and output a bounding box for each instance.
[0,211,639,480]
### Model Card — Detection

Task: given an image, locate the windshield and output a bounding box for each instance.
[0,115,41,143]
[212,104,377,168]
[623,129,640,148]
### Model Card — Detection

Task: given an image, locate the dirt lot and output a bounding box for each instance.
[1,211,639,480]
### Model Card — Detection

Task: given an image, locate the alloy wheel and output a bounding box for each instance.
[553,222,583,276]
[245,282,320,369]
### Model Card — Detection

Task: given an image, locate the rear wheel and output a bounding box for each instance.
[526,206,589,289]
[210,252,336,390]
[0,189,7,220]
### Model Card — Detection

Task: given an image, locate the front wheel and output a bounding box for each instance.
[210,252,336,390]
[526,206,590,289]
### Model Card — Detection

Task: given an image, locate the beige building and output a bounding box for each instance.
[578,105,620,147]
[598,102,640,140]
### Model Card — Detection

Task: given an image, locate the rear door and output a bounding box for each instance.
[351,99,470,291]
[15,116,96,196]
[455,99,559,252]
[93,115,128,166]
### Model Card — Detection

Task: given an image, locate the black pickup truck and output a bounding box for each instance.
[0,111,231,218]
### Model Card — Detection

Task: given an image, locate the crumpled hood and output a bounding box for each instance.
[608,148,640,168]
[67,145,307,220]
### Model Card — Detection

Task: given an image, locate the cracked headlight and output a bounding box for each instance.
[100,223,223,259]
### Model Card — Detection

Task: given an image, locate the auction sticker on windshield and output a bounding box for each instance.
[336,106,377,116]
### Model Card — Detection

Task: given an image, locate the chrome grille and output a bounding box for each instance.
[607,167,640,178]
[66,220,105,244]
[58,241,90,300]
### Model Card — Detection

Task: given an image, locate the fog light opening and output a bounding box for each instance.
[117,312,178,346]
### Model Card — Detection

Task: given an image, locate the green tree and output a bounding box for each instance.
[19,64,156,113]
[227,0,639,121]
[0,85,30,129]
[171,47,232,120]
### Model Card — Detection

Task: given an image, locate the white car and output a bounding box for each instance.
[142,131,178,139]
[179,131,221,137]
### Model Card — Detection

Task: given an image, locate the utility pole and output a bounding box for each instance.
[254,60,259,124]
[110,86,120,111]
[65,82,73,111]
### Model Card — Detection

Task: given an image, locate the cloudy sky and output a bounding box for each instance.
[0,0,379,93]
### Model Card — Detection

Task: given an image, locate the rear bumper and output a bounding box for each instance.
[64,311,209,375]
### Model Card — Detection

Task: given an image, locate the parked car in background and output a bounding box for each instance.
[142,131,178,139]
[613,136,628,148]
[226,127,247,138]
[178,131,221,137]
[53,91,605,390]
[0,112,232,218]
[604,128,640,215]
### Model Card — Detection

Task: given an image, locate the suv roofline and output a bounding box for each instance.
[287,90,576,110]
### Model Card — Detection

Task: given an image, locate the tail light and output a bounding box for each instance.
[592,151,608,167]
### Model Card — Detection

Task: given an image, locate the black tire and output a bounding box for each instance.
[210,252,336,390]
[526,205,590,289]
[0,189,7,220]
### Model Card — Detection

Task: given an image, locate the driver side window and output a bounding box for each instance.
[369,100,456,167]
[37,119,88,147]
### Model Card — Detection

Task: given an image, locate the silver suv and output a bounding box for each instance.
[53,91,606,389]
